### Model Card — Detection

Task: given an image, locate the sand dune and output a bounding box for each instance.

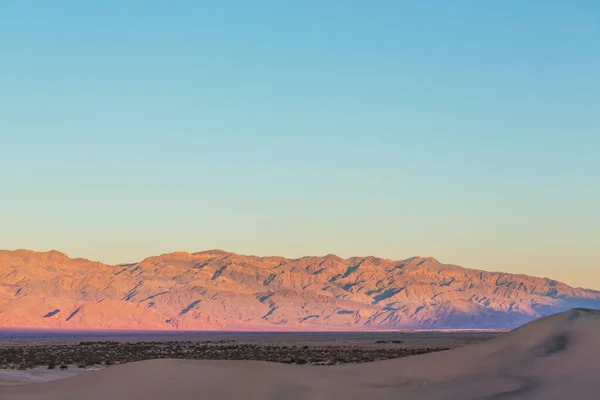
[0,365,96,386]
[1,308,598,399]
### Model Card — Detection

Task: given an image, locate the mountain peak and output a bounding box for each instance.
[192,249,234,257]
[322,253,344,262]
[0,248,70,260]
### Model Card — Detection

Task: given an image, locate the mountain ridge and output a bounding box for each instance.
[1,249,598,330]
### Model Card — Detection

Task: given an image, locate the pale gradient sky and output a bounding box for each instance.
[1,1,599,289]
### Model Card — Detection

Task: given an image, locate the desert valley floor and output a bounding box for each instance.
[1,309,599,399]
[0,330,500,384]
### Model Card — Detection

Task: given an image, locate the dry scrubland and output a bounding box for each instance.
[0,340,453,369]
[0,331,496,370]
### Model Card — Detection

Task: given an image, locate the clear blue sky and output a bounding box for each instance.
[1,1,598,288]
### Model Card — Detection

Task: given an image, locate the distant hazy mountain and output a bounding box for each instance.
[1,249,598,330]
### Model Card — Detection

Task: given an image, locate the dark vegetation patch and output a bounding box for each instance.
[0,341,451,370]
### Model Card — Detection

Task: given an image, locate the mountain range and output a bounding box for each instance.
[1,249,599,330]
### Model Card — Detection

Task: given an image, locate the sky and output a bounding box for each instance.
[1,1,599,289]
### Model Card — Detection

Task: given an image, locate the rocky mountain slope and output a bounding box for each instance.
[1,249,598,330]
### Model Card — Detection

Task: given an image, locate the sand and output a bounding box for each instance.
[0,365,97,386]
[0,308,598,399]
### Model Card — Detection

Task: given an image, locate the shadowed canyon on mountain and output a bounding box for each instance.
[1,249,599,330]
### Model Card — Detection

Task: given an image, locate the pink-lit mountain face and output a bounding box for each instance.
[1,249,599,330]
